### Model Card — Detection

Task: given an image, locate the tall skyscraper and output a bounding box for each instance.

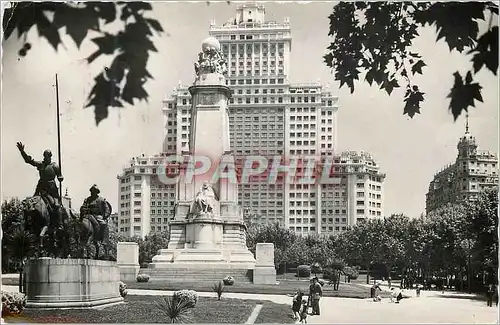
[426,117,498,213]
[117,4,385,238]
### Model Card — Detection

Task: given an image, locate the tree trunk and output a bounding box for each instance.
[366,264,370,284]
[18,267,23,293]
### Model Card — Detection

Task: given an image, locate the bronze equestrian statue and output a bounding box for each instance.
[17,142,69,257]
[79,184,112,260]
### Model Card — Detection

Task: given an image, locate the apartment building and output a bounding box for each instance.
[116,4,385,238]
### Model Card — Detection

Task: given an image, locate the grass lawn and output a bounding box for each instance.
[4,295,290,324]
[127,279,389,299]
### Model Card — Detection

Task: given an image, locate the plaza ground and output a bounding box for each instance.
[2,277,498,324]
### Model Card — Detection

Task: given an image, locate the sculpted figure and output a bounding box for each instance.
[79,184,112,259]
[194,38,228,76]
[17,142,64,231]
[193,182,218,214]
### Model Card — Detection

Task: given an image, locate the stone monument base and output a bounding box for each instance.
[253,243,277,285]
[117,242,140,282]
[147,248,255,282]
[253,266,277,285]
[25,258,123,309]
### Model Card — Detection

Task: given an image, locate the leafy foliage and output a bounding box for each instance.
[154,296,192,323]
[248,191,497,292]
[1,198,35,272]
[212,281,225,300]
[324,2,499,120]
[2,2,164,125]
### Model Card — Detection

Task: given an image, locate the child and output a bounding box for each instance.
[299,299,309,324]
[390,288,396,303]
[291,290,304,319]
[396,288,403,303]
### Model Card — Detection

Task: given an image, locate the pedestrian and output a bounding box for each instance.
[291,290,304,319]
[390,288,396,303]
[308,277,322,315]
[395,288,403,303]
[487,284,494,307]
[299,299,309,324]
[416,285,421,297]
[373,282,382,302]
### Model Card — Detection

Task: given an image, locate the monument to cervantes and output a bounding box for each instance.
[148,37,256,280]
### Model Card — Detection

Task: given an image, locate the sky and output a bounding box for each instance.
[1,2,498,218]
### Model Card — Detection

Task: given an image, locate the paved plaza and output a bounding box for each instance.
[3,282,497,324]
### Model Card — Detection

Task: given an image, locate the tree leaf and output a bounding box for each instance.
[146,18,163,33]
[447,71,483,120]
[411,60,426,75]
[384,78,400,96]
[35,10,62,50]
[469,26,498,75]
[87,33,118,63]
[403,86,425,118]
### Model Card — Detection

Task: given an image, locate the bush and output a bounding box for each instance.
[2,291,26,316]
[136,274,150,283]
[311,262,322,275]
[296,265,311,277]
[172,290,198,308]
[323,268,340,282]
[223,276,235,286]
[118,281,128,297]
[155,296,192,323]
[212,281,225,300]
[343,266,359,280]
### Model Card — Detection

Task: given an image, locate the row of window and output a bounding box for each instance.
[224,41,285,50]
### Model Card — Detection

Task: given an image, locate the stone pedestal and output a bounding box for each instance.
[149,38,256,281]
[253,243,277,285]
[25,258,123,309]
[117,242,140,282]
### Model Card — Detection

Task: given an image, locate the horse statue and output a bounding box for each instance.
[22,195,71,258]
[77,200,113,260]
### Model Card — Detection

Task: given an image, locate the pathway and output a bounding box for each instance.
[2,285,497,323]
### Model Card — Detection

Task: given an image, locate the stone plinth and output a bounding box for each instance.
[253,243,276,285]
[117,242,140,282]
[25,258,123,309]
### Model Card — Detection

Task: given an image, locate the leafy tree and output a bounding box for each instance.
[2,2,164,125]
[1,198,26,272]
[4,227,37,291]
[140,231,170,265]
[246,222,297,268]
[324,2,498,119]
[465,187,498,283]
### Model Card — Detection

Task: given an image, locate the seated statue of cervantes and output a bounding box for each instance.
[192,182,218,215]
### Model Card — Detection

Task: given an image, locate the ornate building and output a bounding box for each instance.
[426,118,498,213]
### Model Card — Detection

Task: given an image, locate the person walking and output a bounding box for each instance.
[308,277,323,315]
[487,284,494,307]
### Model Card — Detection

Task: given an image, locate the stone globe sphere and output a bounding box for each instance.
[202,36,221,52]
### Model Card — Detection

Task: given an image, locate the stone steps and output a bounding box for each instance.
[140,268,253,283]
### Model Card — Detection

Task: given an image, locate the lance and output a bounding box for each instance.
[55,74,63,199]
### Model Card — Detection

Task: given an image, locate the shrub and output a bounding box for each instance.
[212,281,225,300]
[2,291,26,316]
[343,266,359,280]
[310,262,322,275]
[223,276,235,286]
[323,268,340,283]
[296,265,311,277]
[155,296,192,323]
[172,290,198,308]
[136,274,150,283]
[118,281,128,297]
